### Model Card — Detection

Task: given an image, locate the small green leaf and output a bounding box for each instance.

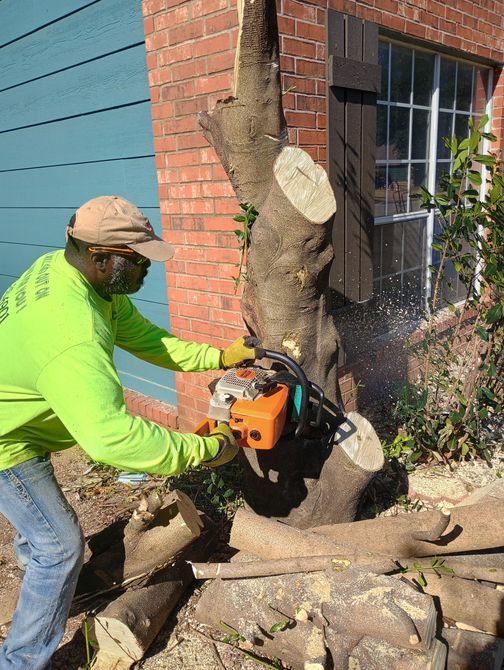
[417,572,426,587]
[269,619,288,634]
[485,303,503,324]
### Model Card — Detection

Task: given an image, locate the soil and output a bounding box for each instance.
[0,410,502,669]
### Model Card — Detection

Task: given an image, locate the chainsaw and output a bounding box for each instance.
[195,348,325,450]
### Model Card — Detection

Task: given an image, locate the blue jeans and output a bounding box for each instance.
[0,457,85,670]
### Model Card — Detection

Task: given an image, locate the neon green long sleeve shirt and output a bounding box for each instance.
[0,250,221,473]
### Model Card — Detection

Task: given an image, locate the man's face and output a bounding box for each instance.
[103,254,151,295]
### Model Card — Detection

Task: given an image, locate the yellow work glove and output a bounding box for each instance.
[220,336,260,369]
[203,424,239,468]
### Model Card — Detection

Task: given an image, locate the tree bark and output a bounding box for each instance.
[442,628,504,670]
[402,573,504,636]
[400,551,504,584]
[199,0,383,527]
[313,499,504,557]
[229,508,396,572]
[195,567,437,670]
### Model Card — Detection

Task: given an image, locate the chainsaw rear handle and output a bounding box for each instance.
[254,347,310,439]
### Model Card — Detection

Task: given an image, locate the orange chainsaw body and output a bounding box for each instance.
[194,376,290,450]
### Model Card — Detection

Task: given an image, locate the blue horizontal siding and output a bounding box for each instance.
[0,45,150,132]
[0,103,155,170]
[0,0,95,46]
[0,0,145,90]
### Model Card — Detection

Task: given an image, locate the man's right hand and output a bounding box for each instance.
[203,423,239,467]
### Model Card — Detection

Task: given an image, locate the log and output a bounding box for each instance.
[402,573,504,636]
[195,567,437,669]
[88,517,218,668]
[402,550,504,584]
[443,627,504,670]
[340,635,447,670]
[457,479,504,506]
[190,552,394,580]
[313,499,504,557]
[229,508,396,572]
[88,579,186,666]
[77,489,203,594]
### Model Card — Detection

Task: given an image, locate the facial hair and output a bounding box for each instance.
[103,256,147,295]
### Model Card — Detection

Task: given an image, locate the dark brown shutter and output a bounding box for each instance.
[327,10,380,306]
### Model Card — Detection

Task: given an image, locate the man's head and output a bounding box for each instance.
[64,196,174,299]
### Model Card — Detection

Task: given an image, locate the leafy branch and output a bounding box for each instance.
[232,202,258,293]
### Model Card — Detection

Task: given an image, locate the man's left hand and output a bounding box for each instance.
[220,336,260,369]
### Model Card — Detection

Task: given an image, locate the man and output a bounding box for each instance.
[0,195,257,670]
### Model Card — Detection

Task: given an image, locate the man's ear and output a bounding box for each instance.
[89,252,111,272]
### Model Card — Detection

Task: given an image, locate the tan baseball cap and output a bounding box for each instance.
[66,195,174,262]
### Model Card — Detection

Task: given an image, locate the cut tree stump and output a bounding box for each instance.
[195,567,437,669]
[443,627,504,670]
[313,499,504,557]
[229,508,396,572]
[198,0,384,528]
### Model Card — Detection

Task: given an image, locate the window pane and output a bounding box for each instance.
[413,51,434,106]
[381,222,403,275]
[410,163,427,212]
[380,273,402,308]
[456,64,473,111]
[403,220,425,269]
[439,58,456,109]
[389,107,410,160]
[454,113,470,142]
[437,112,453,159]
[378,42,389,102]
[411,109,430,159]
[374,166,387,217]
[436,162,451,191]
[388,165,409,214]
[373,225,382,274]
[390,45,412,103]
[376,105,388,160]
[402,270,424,310]
[473,68,489,116]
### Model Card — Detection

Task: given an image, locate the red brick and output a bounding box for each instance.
[192,33,231,58]
[205,9,238,33]
[283,36,318,58]
[206,51,235,73]
[295,20,326,41]
[283,0,317,21]
[143,0,166,16]
[194,73,232,95]
[169,18,204,45]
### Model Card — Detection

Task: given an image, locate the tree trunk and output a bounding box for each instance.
[198,0,383,527]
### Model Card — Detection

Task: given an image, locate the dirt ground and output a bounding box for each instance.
[0,412,502,669]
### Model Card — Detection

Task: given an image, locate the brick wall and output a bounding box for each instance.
[142,0,503,429]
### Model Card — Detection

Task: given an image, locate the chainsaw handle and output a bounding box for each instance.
[255,348,309,439]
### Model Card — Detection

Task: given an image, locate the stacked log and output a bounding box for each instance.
[193,482,504,669]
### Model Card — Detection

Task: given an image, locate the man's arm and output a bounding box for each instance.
[114,295,222,372]
[36,340,220,475]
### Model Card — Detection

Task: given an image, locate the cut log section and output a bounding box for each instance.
[402,573,504,636]
[443,627,504,670]
[341,635,447,670]
[229,508,396,572]
[195,567,437,670]
[313,499,504,557]
[77,490,203,595]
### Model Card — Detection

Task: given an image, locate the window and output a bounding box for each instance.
[373,41,493,311]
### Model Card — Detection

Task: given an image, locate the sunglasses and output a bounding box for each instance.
[87,245,149,266]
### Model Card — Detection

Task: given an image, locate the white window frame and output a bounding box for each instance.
[375,39,494,309]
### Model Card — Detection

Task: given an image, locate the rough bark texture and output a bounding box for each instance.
[333,634,447,670]
[76,490,202,595]
[199,0,382,527]
[195,567,437,669]
[403,573,504,636]
[443,628,504,670]
[313,499,504,557]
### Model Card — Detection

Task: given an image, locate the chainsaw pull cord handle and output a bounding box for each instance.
[254,347,309,439]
